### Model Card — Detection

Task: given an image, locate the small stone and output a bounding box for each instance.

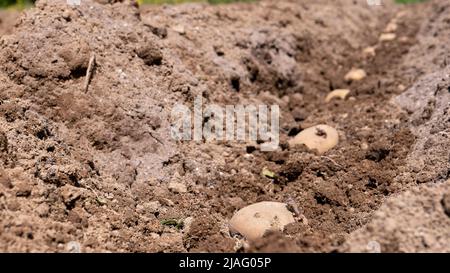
[399,36,409,43]
[149,233,160,240]
[146,201,161,213]
[160,198,175,207]
[385,22,398,33]
[137,201,161,214]
[229,201,295,241]
[325,89,350,103]
[172,24,186,34]
[60,185,82,206]
[344,69,367,82]
[361,142,369,150]
[168,182,187,193]
[289,124,339,154]
[379,33,396,42]
[62,11,71,21]
[66,241,81,253]
[363,46,376,57]
[182,217,195,233]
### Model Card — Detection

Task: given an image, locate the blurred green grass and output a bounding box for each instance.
[0,0,34,9]
[395,0,426,3]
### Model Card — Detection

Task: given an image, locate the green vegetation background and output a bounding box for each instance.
[0,0,33,8]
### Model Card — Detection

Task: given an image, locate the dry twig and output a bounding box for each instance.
[84,53,96,93]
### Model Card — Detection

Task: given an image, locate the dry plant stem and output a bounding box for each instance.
[84,53,96,93]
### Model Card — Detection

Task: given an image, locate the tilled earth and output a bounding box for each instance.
[0,0,449,252]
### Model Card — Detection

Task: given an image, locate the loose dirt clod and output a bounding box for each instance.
[289,125,339,154]
[229,201,295,241]
[325,89,350,103]
[442,193,450,217]
[168,182,188,193]
[15,182,32,197]
[344,69,367,82]
[135,43,163,66]
[0,171,12,189]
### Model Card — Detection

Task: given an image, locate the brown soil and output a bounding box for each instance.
[0,10,19,36]
[0,0,449,253]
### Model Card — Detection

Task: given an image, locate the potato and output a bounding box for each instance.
[379,33,396,42]
[289,124,339,154]
[344,69,366,82]
[325,89,350,103]
[229,201,295,241]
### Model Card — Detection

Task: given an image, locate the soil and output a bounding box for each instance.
[0,0,449,253]
[0,10,19,36]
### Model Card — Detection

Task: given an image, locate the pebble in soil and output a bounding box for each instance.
[379,33,397,42]
[325,89,350,103]
[344,68,367,82]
